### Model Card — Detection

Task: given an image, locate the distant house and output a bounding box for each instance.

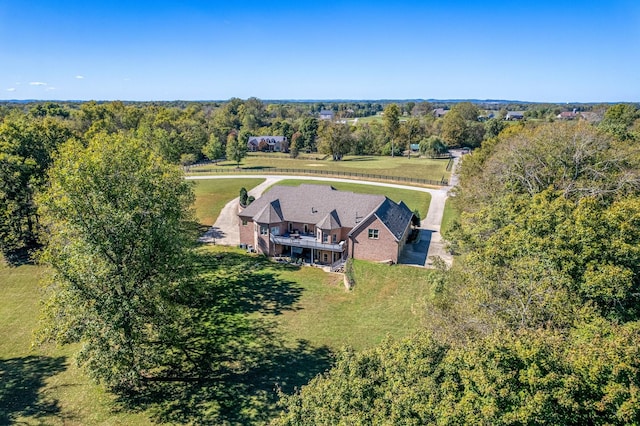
[505,111,525,121]
[319,110,335,120]
[247,136,287,152]
[433,108,448,118]
[557,110,578,120]
[238,184,417,266]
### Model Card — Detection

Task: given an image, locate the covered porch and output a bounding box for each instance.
[271,233,347,268]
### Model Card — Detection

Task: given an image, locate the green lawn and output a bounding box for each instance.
[440,198,461,237]
[192,178,264,226]
[273,179,431,219]
[191,153,451,183]
[0,247,435,424]
[276,259,434,350]
[0,260,149,425]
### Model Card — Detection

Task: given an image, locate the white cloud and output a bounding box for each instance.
[29,81,47,86]
[45,87,56,91]
[6,88,16,92]
[75,75,84,79]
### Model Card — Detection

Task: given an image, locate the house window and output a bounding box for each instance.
[260,225,268,235]
[288,222,293,232]
[323,233,328,243]
[304,224,309,234]
[242,219,248,226]
[332,234,337,243]
[271,226,280,236]
[368,229,379,239]
[323,253,328,263]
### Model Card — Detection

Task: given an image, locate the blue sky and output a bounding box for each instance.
[1,1,639,102]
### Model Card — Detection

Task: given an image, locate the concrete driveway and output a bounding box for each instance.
[197,177,279,246]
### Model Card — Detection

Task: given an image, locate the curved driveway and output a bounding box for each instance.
[187,152,461,268]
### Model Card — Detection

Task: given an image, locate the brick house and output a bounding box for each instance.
[238,184,416,266]
[247,136,287,152]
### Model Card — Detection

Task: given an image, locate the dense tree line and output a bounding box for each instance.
[276,106,640,423]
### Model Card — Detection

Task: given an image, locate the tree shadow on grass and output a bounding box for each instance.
[341,156,375,162]
[241,166,277,171]
[114,249,333,424]
[190,250,304,315]
[0,355,68,424]
[121,338,332,424]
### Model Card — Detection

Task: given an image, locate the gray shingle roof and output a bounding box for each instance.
[373,199,414,240]
[254,200,284,223]
[316,209,341,229]
[240,184,385,228]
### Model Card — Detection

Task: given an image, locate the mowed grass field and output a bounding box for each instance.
[192,177,265,226]
[275,258,434,350]
[191,153,452,183]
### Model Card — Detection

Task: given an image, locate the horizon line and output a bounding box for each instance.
[1,98,638,105]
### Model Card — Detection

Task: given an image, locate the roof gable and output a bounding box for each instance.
[254,199,284,223]
[374,199,414,240]
[349,198,414,241]
[316,209,341,229]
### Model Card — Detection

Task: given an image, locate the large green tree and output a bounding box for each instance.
[383,103,400,156]
[37,133,196,391]
[317,121,353,160]
[0,114,72,260]
[226,131,247,167]
[441,102,484,148]
[599,103,639,141]
[201,133,225,163]
[299,117,319,152]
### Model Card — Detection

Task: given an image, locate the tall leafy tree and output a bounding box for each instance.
[289,131,302,158]
[0,114,72,260]
[599,103,639,141]
[37,133,196,391]
[299,117,319,152]
[419,135,448,158]
[239,97,267,131]
[225,132,246,167]
[383,103,400,156]
[201,133,225,164]
[441,102,484,148]
[317,121,353,160]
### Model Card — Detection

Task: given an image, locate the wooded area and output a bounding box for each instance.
[275,104,640,424]
[1,99,640,423]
